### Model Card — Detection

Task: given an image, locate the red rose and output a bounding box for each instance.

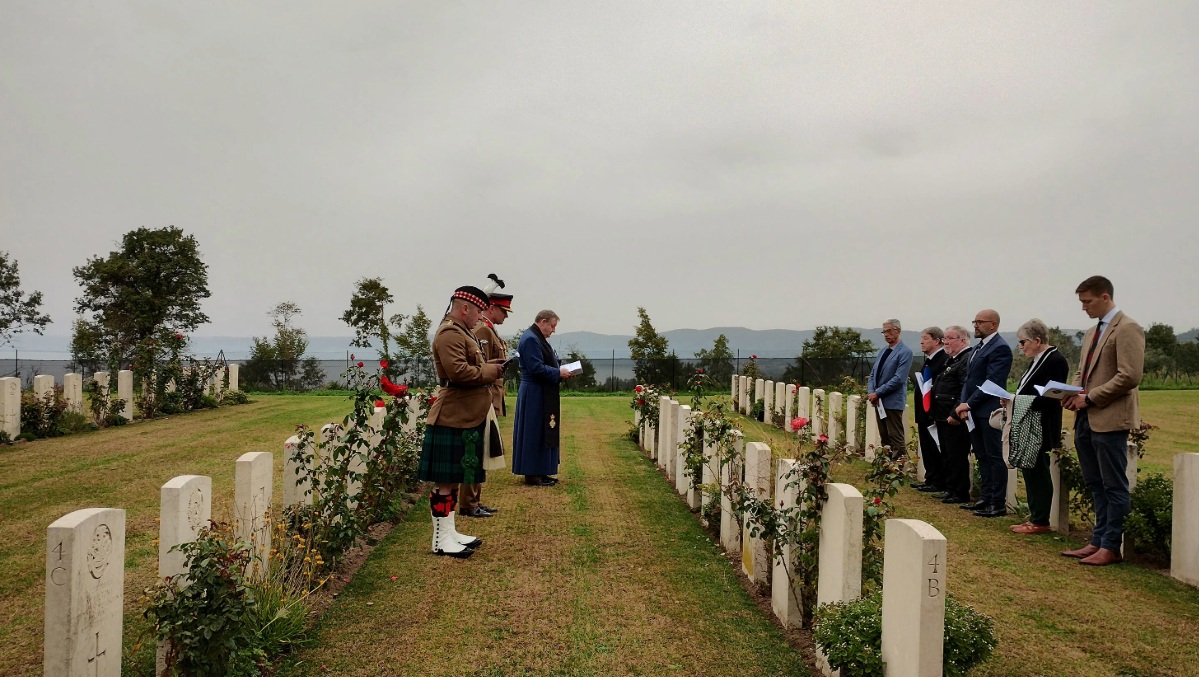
[873,497,882,506]
[790,417,808,432]
[818,434,829,443]
[350,353,355,360]
[397,384,408,397]
[357,362,364,368]
[174,333,183,340]
[381,376,408,398]
[429,396,437,405]
[696,368,704,374]
[751,355,757,360]
[635,385,643,393]
[374,399,385,408]
[637,399,645,406]
[380,360,389,369]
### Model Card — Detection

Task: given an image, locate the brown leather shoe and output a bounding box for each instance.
[1062,544,1100,559]
[1014,524,1052,535]
[1079,548,1123,566]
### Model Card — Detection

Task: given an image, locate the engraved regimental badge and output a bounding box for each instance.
[549,414,557,429]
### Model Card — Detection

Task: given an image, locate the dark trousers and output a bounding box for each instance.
[1075,411,1131,551]
[877,408,906,456]
[1022,449,1054,526]
[936,419,972,500]
[970,413,1007,509]
[916,419,944,487]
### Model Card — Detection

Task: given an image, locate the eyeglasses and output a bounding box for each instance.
[1017,339,1029,346]
[945,336,963,341]
[971,320,994,326]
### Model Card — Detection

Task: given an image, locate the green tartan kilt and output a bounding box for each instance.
[419,422,487,484]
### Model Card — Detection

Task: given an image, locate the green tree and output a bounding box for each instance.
[561,348,597,391]
[244,302,310,390]
[0,251,51,346]
[1145,322,1179,374]
[801,326,875,358]
[69,317,106,375]
[72,227,209,361]
[694,334,734,387]
[628,307,670,386]
[390,305,434,388]
[341,277,394,353]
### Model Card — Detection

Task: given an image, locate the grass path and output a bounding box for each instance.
[279,398,810,676]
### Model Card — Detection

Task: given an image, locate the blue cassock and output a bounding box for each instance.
[511,325,562,476]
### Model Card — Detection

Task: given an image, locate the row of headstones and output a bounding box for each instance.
[0,366,240,438]
[42,402,407,676]
[634,395,949,676]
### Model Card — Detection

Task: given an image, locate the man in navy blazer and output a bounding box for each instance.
[954,309,1013,517]
[867,319,913,455]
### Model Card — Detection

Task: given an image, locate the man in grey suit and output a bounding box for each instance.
[867,318,913,456]
[955,309,1013,517]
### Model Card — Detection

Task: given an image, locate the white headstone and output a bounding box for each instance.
[227,363,240,391]
[63,373,84,413]
[865,404,881,461]
[93,371,110,391]
[720,431,744,556]
[647,414,657,461]
[283,435,313,508]
[34,374,55,400]
[812,389,826,437]
[796,386,811,421]
[771,458,802,628]
[741,441,771,582]
[701,432,718,520]
[235,451,273,572]
[818,483,865,676]
[117,370,134,420]
[846,395,861,452]
[158,475,211,675]
[676,405,700,508]
[1172,453,1199,587]
[785,384,796,426]
[763,380,775,425]
[881,519,947,677]
[740,376,750,414]
[731,375,738,401]
[209,367,225,398]
[828,392,843,447]
[1048,452,1070,534]
[658,396,674,474]
[754,378,765,417]
[665,400,681,482]
[44,508,126,677]
[0,376,19,438]
[774,381,786,427]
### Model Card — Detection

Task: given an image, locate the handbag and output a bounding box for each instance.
[988,407,1007,430]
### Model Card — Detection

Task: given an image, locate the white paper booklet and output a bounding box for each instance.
[561,360,583,375]
[1033,381,1084,399]
[978,380,1014,400]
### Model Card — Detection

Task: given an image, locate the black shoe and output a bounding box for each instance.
[930,492,950,500]
[434,545,474,559]
[911,483,930,490]
[460,506,493,518]
[941,495,970,504]
[525,476,556,487]
[917,485,942,493]
[973,506,1008,518]
[960,500,986,511]
[478,504,499,514]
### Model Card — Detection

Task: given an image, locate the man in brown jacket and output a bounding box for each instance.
[1061,275,1145,567]
[418,285,505,558]
[459,292,512,518]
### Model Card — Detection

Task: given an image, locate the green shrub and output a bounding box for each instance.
[20,389,68,438]
[55,410,96,435]
[222,390,250,405]
[0,430,10,445]
[814,592,997,677]
[1125,473,1172,560]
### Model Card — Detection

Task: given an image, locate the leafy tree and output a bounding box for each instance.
[69,317,106,375]
[0,250,52,346]
[628,307,670,386]
[801,326,875,358]
[694,334,734,387]
[1145,322,1179,374]
[341,277,394,353]
[243,302,311,390]
[72,227,209,361]
[390,305,435,388]
[561,348,597,391]
[1013,325,1085,378]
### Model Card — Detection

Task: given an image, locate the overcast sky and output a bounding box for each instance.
[3,2,1197,343]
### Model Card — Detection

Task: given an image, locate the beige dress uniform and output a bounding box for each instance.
[457,317,506,513]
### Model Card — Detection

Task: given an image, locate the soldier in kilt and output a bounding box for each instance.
[419,285,504,558]
[458,291,512,518]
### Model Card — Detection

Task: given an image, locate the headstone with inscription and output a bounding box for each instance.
[34,374,55,400]
[720,431,744,556]
[1172,453,1199,587]
[158,475,212,675]
[865,405,881,461]
[283,435,313,508]
[675,404,692,496]
[818,483,864,676]
[880,519,947,677]
[227,363,240,391]
[771,458,802,628]
[796,386,810,422]
[774,381,787,427]
[812,389,826,437]
[44,508,126,677]
[846,394,861,452]
[785,384,796,425]
[0,376,19,438]
[741,441,772,583]
[117,370,134,420]
[762,380,775,425]
[63,373,84,413]
[828,392,843,447]
[235,451,273,573]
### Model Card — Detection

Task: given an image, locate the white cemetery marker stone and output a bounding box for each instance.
[701,434,718,520]
[812,389,826,437]
[1006,468,1019,511]
[63,373,84,413]
[818,483,864,677]
[158,475,212,675]
[34,374,55,400]
[785,384,796,425]
[739,376,750,414]
[771,458,802,628]
[647,414,657,461]
[796,386,811,422]
[846,395,861,452]
[657,396,672,471]
[763,380,775,426]
[774,381,786,427]
[210,368,225,398]
[754,378,765,417]
[235,451,273,574]
[283,435,313,508]
[93,371,110,391]
[881,519,947,677]
[227,363,240,391]
[1172,453,1199,587]
[117,369,134,420]
[720,431,744,556]
[0,376,19,438]
[1048,452,1070,534]
[865,405,881,461]
[731,375,738,401]
[665,400,681,482]
[676,405,695,503]
[828,392,843,447]
[44,508,126,677]
[741,441,772,583]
